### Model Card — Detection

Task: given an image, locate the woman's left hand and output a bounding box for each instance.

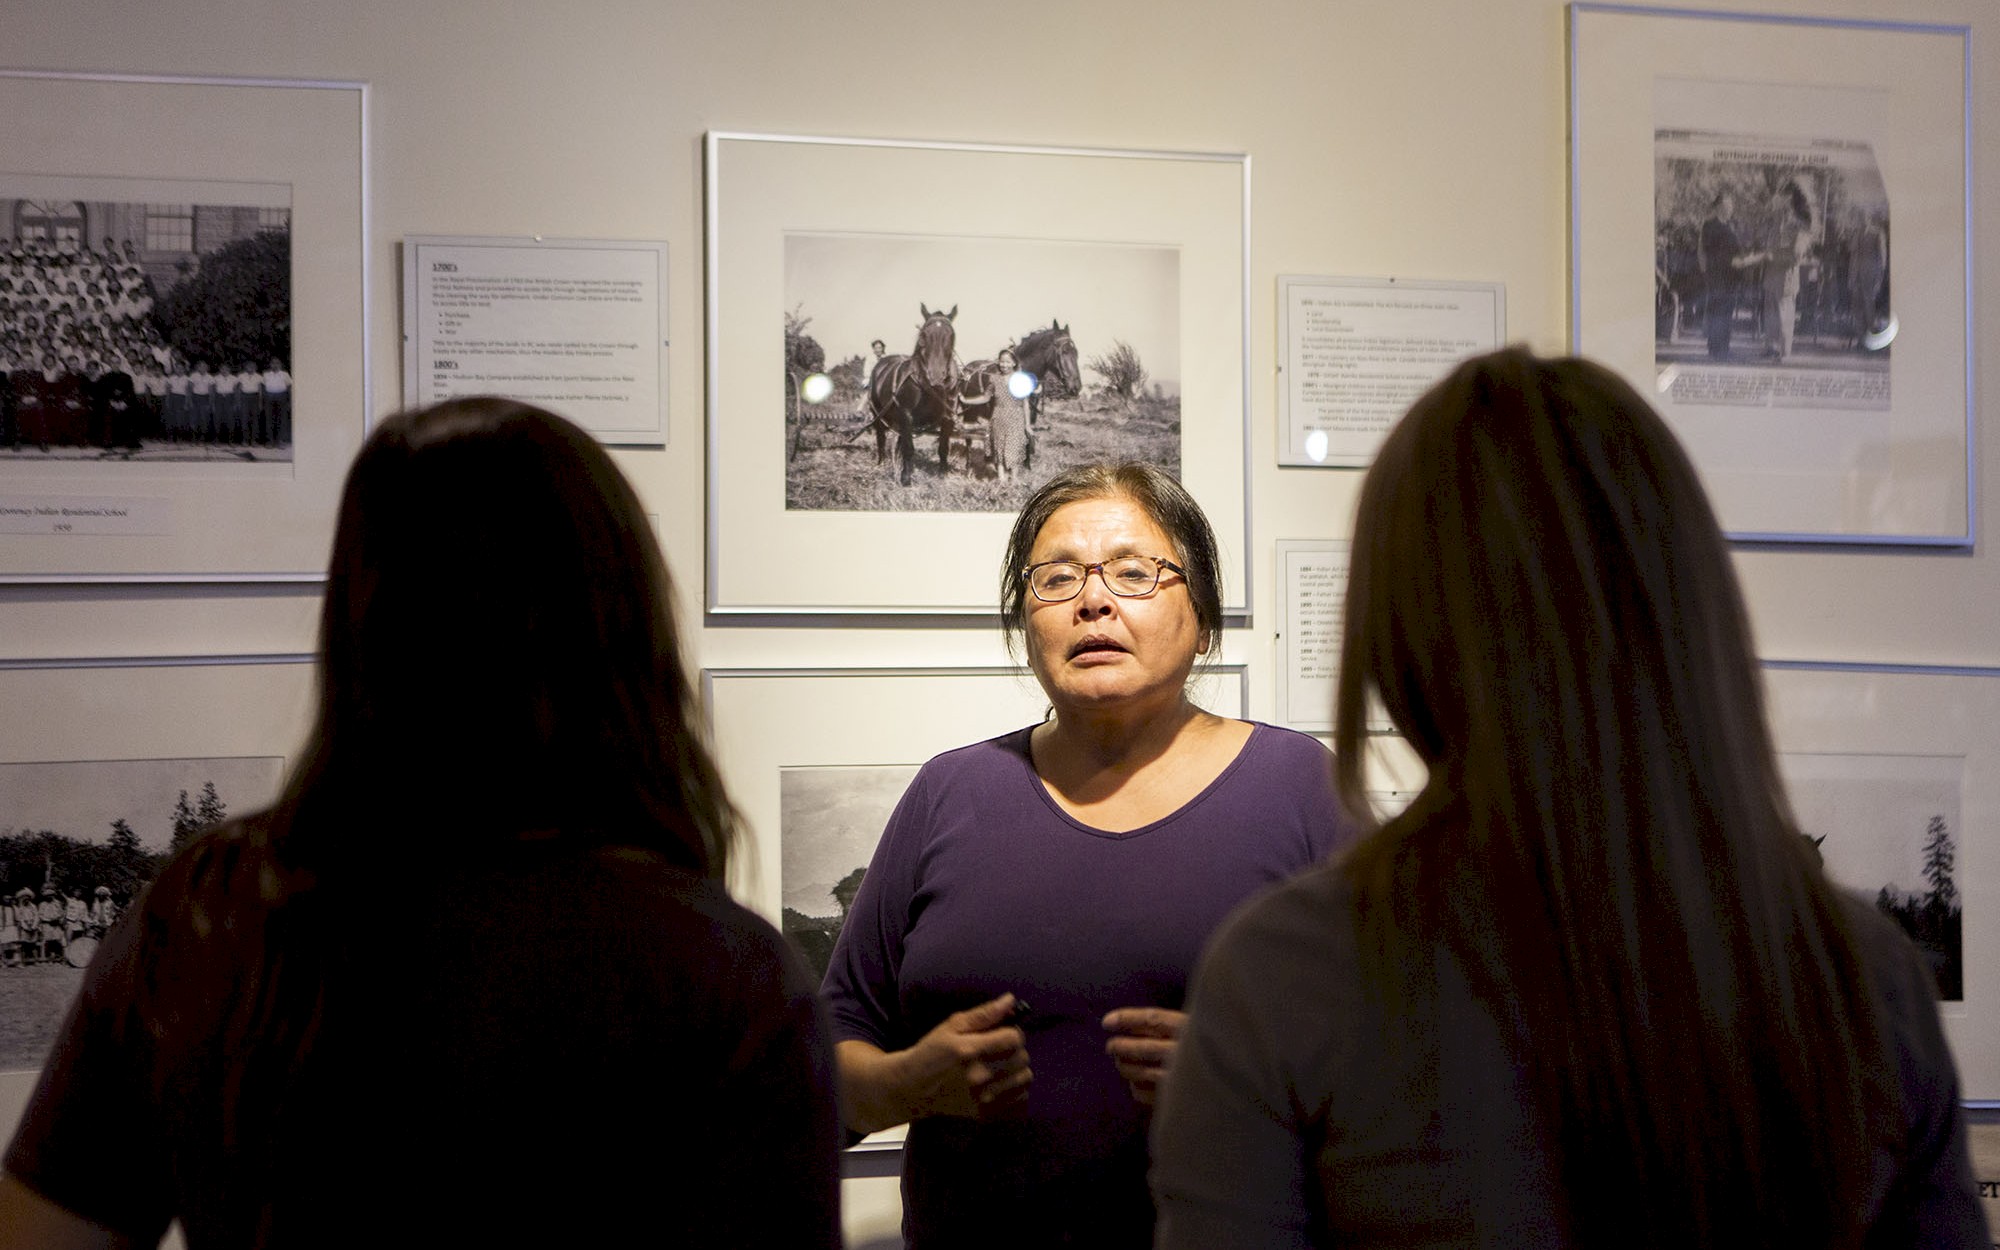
[1102,1007,1187,1106]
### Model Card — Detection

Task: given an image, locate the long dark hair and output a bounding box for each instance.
[153,398,738,1165]
[279,396,736,874]
[1334,349,1897,1246]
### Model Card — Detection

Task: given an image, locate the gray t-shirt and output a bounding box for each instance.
[1153,861,1988,1248]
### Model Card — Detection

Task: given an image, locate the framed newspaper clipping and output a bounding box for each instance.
[704,132,1250,616]
[1568,6,1971,546]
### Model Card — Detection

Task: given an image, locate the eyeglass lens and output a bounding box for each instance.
[1030,557,1164,601]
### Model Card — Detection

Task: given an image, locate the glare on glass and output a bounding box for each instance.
[1023,555,1186,602]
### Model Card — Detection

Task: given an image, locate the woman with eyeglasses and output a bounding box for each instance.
[824,463,1351,1249]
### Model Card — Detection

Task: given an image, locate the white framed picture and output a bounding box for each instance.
[1569,6,1970,545]
[1762,659,2000,1102]
[0,71,369,581]
[704,132,1249,615]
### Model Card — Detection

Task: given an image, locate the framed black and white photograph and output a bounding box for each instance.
[1569,6,1970,545]
[1780,751,1964,1000]
[702,666,1247,933]
[705,132,1249,615]
[1,174,292,463]
[0,70,368,582]
[1762,660,2000,1102]
[777,763,920,982]
[0,655,312,1130]
[782,233,1176,511]
[0,754,285,1073]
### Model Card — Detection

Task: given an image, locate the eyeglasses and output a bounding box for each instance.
[1022,555,1186,603]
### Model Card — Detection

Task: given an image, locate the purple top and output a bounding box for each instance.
[825,721,1351,1247]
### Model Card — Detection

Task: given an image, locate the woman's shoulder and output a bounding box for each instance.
[1237,720,1335,764]
[897,724,1038,799]
[1186,862,1371,1070]
[1206,859,1358,971]
[1835,890,1948,1026]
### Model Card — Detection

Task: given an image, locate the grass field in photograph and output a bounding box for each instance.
[785,393,1180,513]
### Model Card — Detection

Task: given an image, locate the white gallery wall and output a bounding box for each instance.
[0,0,1992,672]
[0,0,1996,1229]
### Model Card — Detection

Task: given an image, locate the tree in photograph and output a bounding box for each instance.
[828,354,866,393]
[784,305,826,378]
[150,228,291,371]
[169,789,201,853]
[1922,814,1957,913]
[102,818,148,900]
[196,781,228,831]
[831,866,868,921]
[1087,340,1147,402]
[107,819,142,861]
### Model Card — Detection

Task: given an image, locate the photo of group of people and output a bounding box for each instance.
[0,885,118,969]
[0,756,280,1072]
[0,185,294,461]
[1653,129,1891,411]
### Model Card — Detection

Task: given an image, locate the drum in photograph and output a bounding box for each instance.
[64,935,99,968]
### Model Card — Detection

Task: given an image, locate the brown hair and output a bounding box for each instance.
[157,398,740,1165]
[1335,348,1896,1246]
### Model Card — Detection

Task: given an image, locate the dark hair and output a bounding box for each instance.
[1334,348,1895,1246]
[128,398,741,1182]
[999,462,1221,660]
[276,396,737,877]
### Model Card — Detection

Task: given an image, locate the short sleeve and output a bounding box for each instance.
[821,765,935,1051]
[2,901,174,1242]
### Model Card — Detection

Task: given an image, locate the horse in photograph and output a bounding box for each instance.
[1012,320,1082,428]
[868,304,960,485]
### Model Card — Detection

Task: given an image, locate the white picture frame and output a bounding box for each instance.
[1762,659,2000,1103]
[1568,6,1971,545]
[704,131,1250,616]
[0,70,370,581]
[0,654,314,1139]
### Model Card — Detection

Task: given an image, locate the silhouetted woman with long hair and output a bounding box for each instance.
[1,398,842,1248]
[1151,349,1984,1247]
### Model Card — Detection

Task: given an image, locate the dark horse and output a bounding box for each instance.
[1012,320,1081,427]
[958,321,1081,429]
[869,304,958,485]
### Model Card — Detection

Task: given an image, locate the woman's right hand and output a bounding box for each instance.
[835,993,1032,1133]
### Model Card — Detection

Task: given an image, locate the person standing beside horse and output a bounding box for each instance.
[824,462,1351,1248]
[984,347,1031,482]
[851,338,886,417]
